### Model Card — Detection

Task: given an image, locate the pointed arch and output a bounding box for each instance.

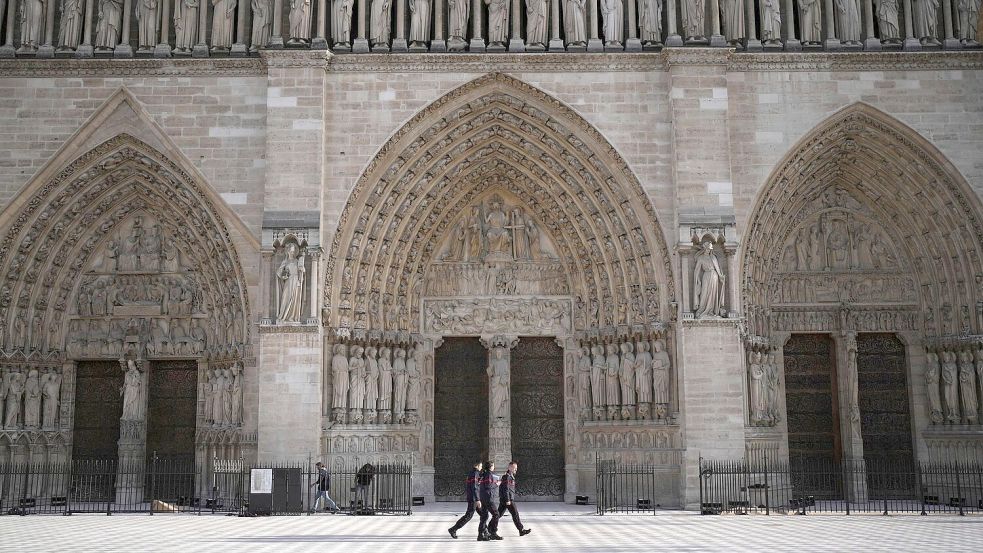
[741,102,983,338]
[323,73,674,333]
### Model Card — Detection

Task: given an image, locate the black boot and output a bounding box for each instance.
[520,529,532,536]
[477,533,489,542]
[448,528,458,539]
[489,534,504,540]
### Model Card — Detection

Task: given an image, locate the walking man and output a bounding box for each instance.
[477,461,503,541]
[310,462,338,513]
[499,461,532,536]
[447,460,482,539]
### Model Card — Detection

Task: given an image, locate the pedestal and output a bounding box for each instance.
[113,44,134,58]
[587,38,604,52]
[391,38,409,52]
[231,42,250,56]
[745,39,762,52]
[469,38,486,52]
[709,34,727,47]
[625,38,643,51]
[783,39,801,51]
[430,39,447,52]
[353,38,371,53]
[153,43,173,58]
[37,45,55,58]
[548,38,565,52]
[508,38,525,52]
[666,34,684,47]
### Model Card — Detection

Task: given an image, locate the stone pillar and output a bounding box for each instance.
[901,0,920,50]
[480,335,518,470]
[470,0,485,51]
[193,0,211,56]
[233,0,251,54]
[898,332,930,463]
[549,0,564,50]
[782,0,800,50]
[313,0,330,49]
[745,0,761,51]
[862,0,881,50]
[509,0,525,50]
[416,335,442,504]
[587,0,604,51]
[307,250,321,325]
[833,330,867,502]
[114,0,135,57]
[155,0,173,57]
[823,0,841,49]
[666,0,683,45]
[557,336,580,503]
[709,0,726,46]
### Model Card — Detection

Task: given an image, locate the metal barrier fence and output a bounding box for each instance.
[595,455,658,515]
[0,456,411,516]
[699,455,983,516]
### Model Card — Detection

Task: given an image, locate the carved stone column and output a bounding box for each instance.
[941,0,960,49]
[353,0,370,52]
[0,0,16,57]
[470,0,485,50]
[114,0,135,57]
[116,357,149,504]
[509,0,524,50]
[233,0,251,54]
[307,249,321,325]
[557,336,580,502]
[587,0,604,51]
[745,0,761,51]
[313,0,329,49]
[393,0,409,51]
[833,330,868,502]
[666,0,683,46]
[155,0,173,57]
[432,0,446,51]
[862,0,881,50]
[193,0,210,56]
[415,335,441,503]
[549,0,564,51]
[823,0,841,49]
[77,0,96,57]
[480,335,518,470]
[783,0,801,50]
[38,0,58,57]
[709,0,726,46]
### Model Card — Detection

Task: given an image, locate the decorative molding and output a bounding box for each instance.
[0,59,266,77]
[729,51,983,72]
[680,317,743,328]
[327,53,666,72]
[663,48,733,67]
[260,50,333,68]
[258,323,321,334]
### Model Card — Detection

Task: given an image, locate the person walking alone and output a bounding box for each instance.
[310,462,338,513]
[477,461,503,541]
[447,460,482,539]
[499,461,532,536]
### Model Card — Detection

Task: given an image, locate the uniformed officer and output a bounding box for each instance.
[477,461,503,541]
[499,461,532,536]
[447,460,483,539]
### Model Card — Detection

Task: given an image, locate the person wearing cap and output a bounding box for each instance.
[447,460,483,539]
[499,461,531,536]
[310,461,338,513]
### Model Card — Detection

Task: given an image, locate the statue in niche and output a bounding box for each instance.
[590,344,606,420]
[448,0,470,45]
[406,346,421,421]
[749,352,766,423]
[619,341,636,419]
[509,208,531,260]
[251,0,274,50]
[331,344,350,416]
[720,0,745,45]
[577,346,592,418]
[211,367,227,425]
[42,369,62,429]
[409,0,432,48]
[136,0,160,50]
[378,346,393,422]
[211,0,238,49]
[635,340,653,416]
[203,368,215,424]
[652,339,670,407]
[958,0,980,43]
[393,347,409,423]
[958,350,978,424]
[877,0,901,42]
[370,0,392,47]
[20,0,45,50]
[95,0,124,49]
[760,0,782,43]
[348,346,366,423]
[3,368,25,427]
[332,0,354,48]
[484,196,511,261]
[121,217,143,272]
[488,345,510,418]
[23,369,41,428]
[846,341,861,440]
[914,0,939,41]
[141,223,162,271]
[276,242,306,323]
[289,0,313,42]
[59,0,86,50]
[824,220,850,269]
[526,0,548,47]
[230,364,243,424]
[680,0,706,39]
[364,346,379,423]
[836,0,862,43]
[564,0,587,46]
[798,0,822,43]
[526,216,546,260]
[941,351,959,423]
[120,360,144,421]
[693,242,726,318]
[601,0,624,46]
[639,0,663,45]
[605,343,621,419]
[924,352,943,423]
[222,366,235,424]
[766,353,781,422]
[486,0,510,47]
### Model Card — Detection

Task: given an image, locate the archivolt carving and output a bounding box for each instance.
[324,73,673,333]
[0,134,250,357]
[742,103,983,338]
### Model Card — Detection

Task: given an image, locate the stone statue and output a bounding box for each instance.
[406,346,421,414]
[941,350,959,423]
[96,0,124,49]
[601,0,624,46]
[121,360,144,421]
[526,0,548,47]
[914,0,939,41]
[393,347,409,422]
[203,369,215,424]
[23,369,41,428]
[289,0,313,41]
[332,0,354,48]
[958,0,980,43]
[276,242,306,323]
[526,217,544,259]
[409,0,432,48]
[378,346,393,422]
[486,0,510,47]
[4,369,25,427]
[766,353,780,422]
[211,0,238,49]
[846,341,861,440]
[222,367,234,424]
[958,350,978,424]
[976,349,983,421]
[488,345,510,417]
[59,0,86,50]
[348,346,366,422]
[564,0,588,46]
[448,0,470,43]
[464,206,483,261]
[331,343,350,413]
[252,0,274,49]
[693,242,725,318]
[590,344,606,419]
[364,346,379,421]
[681,0,706,39]
[577,346,592,417]
[20,0,46,50]
[484,196,511,259]
[174,0,201,52]
[720,0,745,44]
[230,363,243,425]
[619,341,636,418]
[509,208,531,260]
[798,0,822,43]
[211,368,227,424]
[371,0,392,47]
[760,0,782,42]
[749,352,766,423]
[652,339,670,406]
[639,0,663,45]
[136,0,161,49]
[925,352,944,423]
[635,340,653,406]
[877,0,901,41]
[42,369,62,429]
[605,343,621,418]
[835,0,862,43]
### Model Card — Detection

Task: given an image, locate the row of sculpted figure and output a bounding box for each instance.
[5,0,976,55]
[331,343,421,425]
[577,336,671,422]
[0,366,62,431]
[925,348,983,426]
[202,362,243,427]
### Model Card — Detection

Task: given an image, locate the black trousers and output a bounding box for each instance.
[450,502,477,531]
[478,502,500,536]
[500,501,524,532]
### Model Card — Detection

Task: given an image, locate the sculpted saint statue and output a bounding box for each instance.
[958,350,978,423]
[211,368,227,424]
[348,346,366,420]
[835,0,862,43]
[20,0,46,50]
[590,344,606,414]
[941,351,959,423]
[377,346,393,419]
[766,354,780,421]
[121,360,144,421]
[605,343,621,410]
[364,346,380,417]
[332,343,350,411]
[488,346,510,417]
[958,0,980,42]
[230,363,243,424]
[798,0,822,43]
[578,346,593,414]
[222,367,234,424]
[42,369,62,429]
[509,208,531,260]
[877,0,901,40]
[23,369,41,428]
[749,352,766,422]
[406,346,421,412]
[174,0,201,52]
[619,341,636,413]
[96,0,124,49]
[276,242,306,323]
[601,0,624,46]
[136,0,161,50]
[251,0,274,49]
[371,0,392,47]
[693,242,725,318]
[211,0,238,49]
[448,0,470,43]
[634,340,653,404]
[914,0,940,41]
[393,347,409,421]
[680,0,706,39]
[332,0,354,48]
[486,0,510,46]
[925,352,943,423]
[289,0,313,42]
[526,0,548,47]
[59,0,86,50]
[652,339,670,405]
[720,0,745,44]
[484,197,511,260]
[4,369,25,427]
[639,0,663,45]
[409,0,432,47]
[564,0,588,45]
[760,0,782,42]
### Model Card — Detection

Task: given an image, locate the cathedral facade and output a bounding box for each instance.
[0,2,982,508]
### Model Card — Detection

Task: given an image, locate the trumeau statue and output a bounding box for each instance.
[486,0,510,47]
[693,242,726,318]
[20,0,45,50]
[121,359,144,421]
[601,0,624,46]
[799,0,822,43]
[835,0,862,43]
[925,352,943,423]
[639,0,663,45]
[877,0,901,41]
[289,0,313,42]
[914,0,940,42]
[276,242,306,323]
[371,0,392,47]
[448,0,470,44]
[488,345,510,417]
[136,0,161,50]
[251,0,274,50]
[760,0,782,42]
[96,0,124,50]
[211,0,238,49]
[526,0,548,47]
[332,0,354,48]
[564,0,588,46]
[174,0,201,52]
[409,0,432,48]
[720,0,745,44]
[59,0,86,50]
[680,0,706,39]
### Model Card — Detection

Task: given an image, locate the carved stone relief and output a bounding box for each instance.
[925,338,983,426]
[580,425,681,464]
[0,362,66,431]
[202,360,244,428]
[423,297,572,335]
[746,344,782,428]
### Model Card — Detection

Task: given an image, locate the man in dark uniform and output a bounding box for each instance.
[499,461,532,536]
[448,460,483,539]
[477,461,502,541]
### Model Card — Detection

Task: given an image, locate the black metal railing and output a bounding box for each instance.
[596,453,682,514]
[0,456,412,516]
[700,455,983,516]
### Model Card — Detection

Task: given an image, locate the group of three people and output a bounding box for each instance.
[448,460,532,541]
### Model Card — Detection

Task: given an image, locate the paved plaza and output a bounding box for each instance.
[2,504,982,552]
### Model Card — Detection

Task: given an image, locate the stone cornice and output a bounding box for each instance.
[259,49,333,68]
[326,53,666,72]
[258,323,322,334]
[728,51,983,72]
[0,58,266,77]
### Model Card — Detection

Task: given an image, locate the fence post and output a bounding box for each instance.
[955,461,964,516]
[763,450,770,516]
[149,452,156,516]
[917,461,926,516]
[65,459,73,516]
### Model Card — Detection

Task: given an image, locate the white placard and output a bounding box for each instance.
[250,468,273,494]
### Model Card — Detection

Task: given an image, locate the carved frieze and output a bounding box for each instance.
[422,297,572,335]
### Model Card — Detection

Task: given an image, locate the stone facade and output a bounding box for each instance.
[1,46,982,509]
